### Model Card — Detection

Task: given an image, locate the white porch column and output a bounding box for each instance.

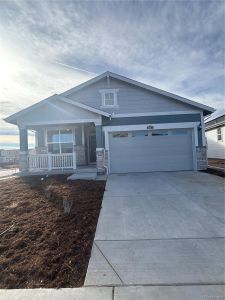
[19,127,29,171]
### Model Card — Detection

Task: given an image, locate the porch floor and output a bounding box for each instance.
[67,173,97,181]
[18,165,97,177]
[67,165,97,180]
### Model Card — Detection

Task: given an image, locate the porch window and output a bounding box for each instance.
[47,129,74,154]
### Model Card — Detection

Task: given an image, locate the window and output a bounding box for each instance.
[112,132,128,138]
[217,127,222,141]
[100,89,119,107]
[47,129,73,154]
[151,130,169,136]
[105,92,114,106]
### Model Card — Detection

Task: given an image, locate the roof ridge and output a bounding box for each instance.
[61,70,215,115]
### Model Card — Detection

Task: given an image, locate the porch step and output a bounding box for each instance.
[74,167,97,173]
[67,172,97,181]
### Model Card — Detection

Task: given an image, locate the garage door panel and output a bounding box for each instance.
[109,129,194,173]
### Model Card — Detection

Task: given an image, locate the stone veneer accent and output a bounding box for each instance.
[96,148,105,174]
[104,150,109,172]
[196,146,207,170]
[35,146,47,154]
[74,145,86,166]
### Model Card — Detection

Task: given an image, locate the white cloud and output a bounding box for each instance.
[0,0,224,146]
[0,40,93,131]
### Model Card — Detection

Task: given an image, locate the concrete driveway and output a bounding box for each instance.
[85,171,225,287]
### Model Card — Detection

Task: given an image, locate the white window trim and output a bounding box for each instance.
[99,89,119,108]
[45,127,76,154]
[217,127,223,142]
[103,122,199,174]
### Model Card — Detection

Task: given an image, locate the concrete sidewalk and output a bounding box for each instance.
[85,172,225,286]
[0,287,112,300]
[1,285,224,299]
[0,167,18,179]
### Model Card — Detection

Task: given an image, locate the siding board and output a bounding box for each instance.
[206,126,225,159]
[17,100,100,124]
[67,77,198,114]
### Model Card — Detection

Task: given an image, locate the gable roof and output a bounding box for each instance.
[57,95,110,117]
[205,108,225,123]
[4,94,58,124]
[61,71,215,115]
[4,94,110,125]
[5,71,215,125]
[205,108,225,130]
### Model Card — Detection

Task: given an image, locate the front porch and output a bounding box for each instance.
[18,122,106,175]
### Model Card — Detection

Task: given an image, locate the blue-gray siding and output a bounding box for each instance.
[19,129,28,151]
[96,125,103,148]
[101,114,202,146]
[66,77,198,114]
[16,100,99,125]
[102,114,201,126]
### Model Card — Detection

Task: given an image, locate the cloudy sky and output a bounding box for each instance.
[0,0,224,148]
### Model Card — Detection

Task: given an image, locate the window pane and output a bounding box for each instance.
[47,130,60,143]
[105,92,114,100]
[61,143,73,153]
[60,129,73,142]
[105,93,114,105]
[48,143,60,154]
[217,128,222,140]
[152,130,168,136]
[112,132,128,138]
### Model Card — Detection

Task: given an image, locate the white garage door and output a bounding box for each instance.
[109,129,194,173]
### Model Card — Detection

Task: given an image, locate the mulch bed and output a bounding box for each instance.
[0,175,105,288]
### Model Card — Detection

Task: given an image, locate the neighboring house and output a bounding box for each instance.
[0,149,19,165]
[205,109,225,160]
[4,71,214,174]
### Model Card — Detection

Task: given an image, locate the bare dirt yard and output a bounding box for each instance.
[204,159,225,178]
[0,176,105,288]
[208,158,225,169]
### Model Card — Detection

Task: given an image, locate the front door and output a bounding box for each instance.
[88,135,96,163]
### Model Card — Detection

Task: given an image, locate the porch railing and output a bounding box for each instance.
[28,153,76,171]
